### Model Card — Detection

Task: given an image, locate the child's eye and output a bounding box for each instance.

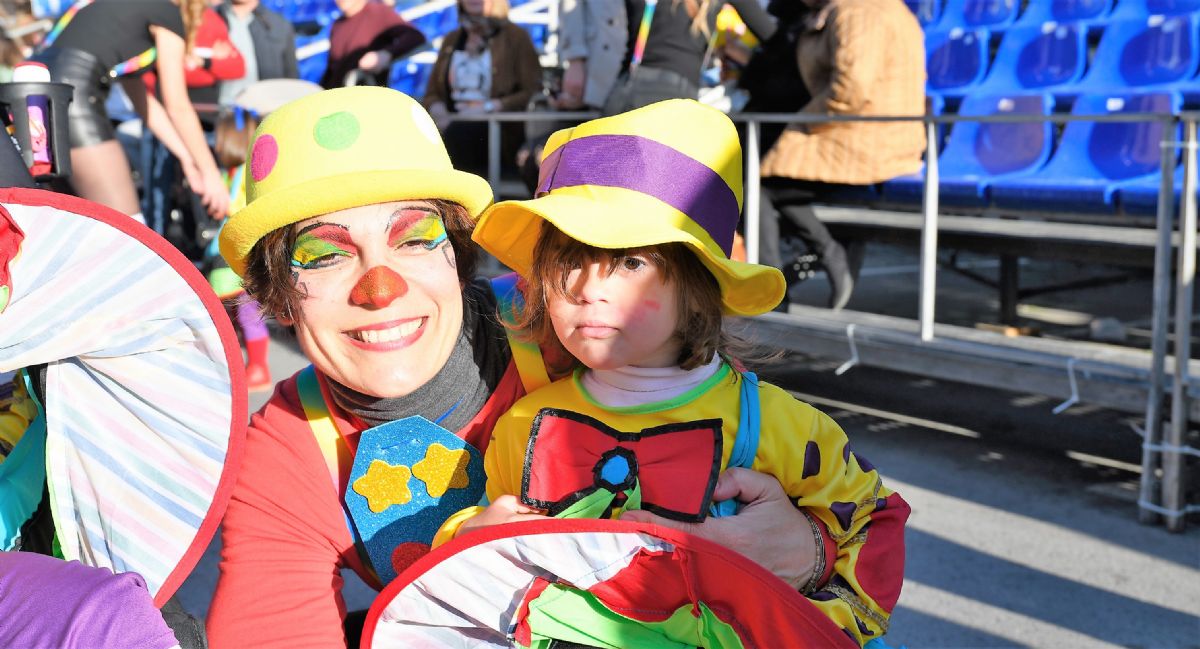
[291,253,345,270]
[620,256,646,271]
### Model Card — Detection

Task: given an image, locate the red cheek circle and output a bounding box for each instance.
[641,299,662,311]
[391,541,430,575]
[250,135,279,182]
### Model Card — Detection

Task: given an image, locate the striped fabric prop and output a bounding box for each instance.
[0,189,246,606]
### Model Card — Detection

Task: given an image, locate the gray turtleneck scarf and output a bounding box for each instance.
[325,278,511,432]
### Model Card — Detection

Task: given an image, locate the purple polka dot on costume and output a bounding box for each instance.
[250,134,278,181]
[875,497,888,511]
[856,617,873,636]
[831,501,856,531]
[856,452,876,473]
[803,441,821,479]
[811,590,837,602]
[843,442,851,464]
[313,111,360,150]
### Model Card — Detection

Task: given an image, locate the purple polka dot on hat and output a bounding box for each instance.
[313,111,361,150]
[830,501,856,531]
[250,134,278,182]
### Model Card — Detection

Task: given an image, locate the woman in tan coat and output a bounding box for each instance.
[758,0,925,310]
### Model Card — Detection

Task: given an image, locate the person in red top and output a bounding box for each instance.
[320,0,425,88]
[207,87,828,648]
[145,6,246,120]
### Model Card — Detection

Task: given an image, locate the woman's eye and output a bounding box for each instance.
[621,256,645,271]
[396,237,441,251]
[291,253,344,270]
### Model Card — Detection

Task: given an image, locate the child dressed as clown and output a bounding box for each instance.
[437,99,910,647]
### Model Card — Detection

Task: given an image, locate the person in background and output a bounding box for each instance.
[218,0,298,105]
[602,0,774,115]
[0,30,23,82]
[423,0,540,176]
[32,0,229,222]
[320,0,425,88]
[554,0,626,111]
[757,0,925,311]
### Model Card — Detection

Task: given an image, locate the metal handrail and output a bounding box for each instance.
[454,106,1194,529]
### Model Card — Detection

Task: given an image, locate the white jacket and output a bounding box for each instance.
[558,0,628,109]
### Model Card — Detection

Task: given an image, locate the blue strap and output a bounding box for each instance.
[709,371,760,518]
[0,370,47,550]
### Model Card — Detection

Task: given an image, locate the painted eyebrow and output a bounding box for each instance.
[294,222,353,245]
[387,208,442,241]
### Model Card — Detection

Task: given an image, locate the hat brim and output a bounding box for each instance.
[221,168,493,276]
[474,186,785,316]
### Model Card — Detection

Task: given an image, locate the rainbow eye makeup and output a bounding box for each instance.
[291,223,356,269]
[388,208,447,251]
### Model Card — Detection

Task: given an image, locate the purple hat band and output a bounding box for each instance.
[535,134,739,256]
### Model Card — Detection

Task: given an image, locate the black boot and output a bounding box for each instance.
[820,240,855,311]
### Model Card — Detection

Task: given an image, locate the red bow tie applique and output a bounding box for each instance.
[521,409,723,522]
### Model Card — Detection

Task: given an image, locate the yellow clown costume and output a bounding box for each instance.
[447,99,911,646]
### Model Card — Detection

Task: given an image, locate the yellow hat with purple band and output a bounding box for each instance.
[219,86,494,276]
[472,99,785,316]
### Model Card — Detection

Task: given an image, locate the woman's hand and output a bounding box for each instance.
[187,165,229,220]
[620,467,818,589]
[458,495,547,537]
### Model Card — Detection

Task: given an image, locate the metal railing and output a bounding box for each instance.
[454,107,1199,530]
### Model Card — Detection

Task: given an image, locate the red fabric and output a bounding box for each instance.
[208,361,524,648]
[144,8,245,95]
[523,412,721,520]
[363,518,856,649]
[0,204,23,305]
[0,187,247,607]
[853,492,910,613]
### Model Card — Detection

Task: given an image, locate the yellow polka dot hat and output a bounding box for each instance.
[219,86,494,276]
[472,99,785,317]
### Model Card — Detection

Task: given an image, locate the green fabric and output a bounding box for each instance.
[574,363,732,415]
[554,483,642,520]
[521,582,746,649]
[207,266,243,298]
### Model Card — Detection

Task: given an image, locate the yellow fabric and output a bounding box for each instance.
[432,505,485,548]
[482,368,897,643]
[472,99,785,316]
[219,87,494,276]
[0,376,35,463]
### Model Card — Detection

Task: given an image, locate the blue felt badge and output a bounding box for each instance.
[344,416,485,584]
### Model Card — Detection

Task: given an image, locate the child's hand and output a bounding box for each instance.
[458,495,547,537]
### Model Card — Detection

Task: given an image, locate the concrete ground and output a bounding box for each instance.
[179,244,1200,647]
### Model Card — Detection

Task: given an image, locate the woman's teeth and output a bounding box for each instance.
[351,319,422,343]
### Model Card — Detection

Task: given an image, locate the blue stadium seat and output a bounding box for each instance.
[940,0,1021,30]
[989,91,1181,212]
[1111,0,1200,20]
[1117,166,1185,214]
[974,22,1088,95]
[904,0,945,27]
[882,94,1055,205]
[1070,15,1200,93]
[926,28,991,96]
[388,60,434,99]
[1013,0,1114,26]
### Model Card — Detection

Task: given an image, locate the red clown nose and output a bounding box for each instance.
[350,266,407,308]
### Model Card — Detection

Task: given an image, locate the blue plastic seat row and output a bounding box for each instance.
[928,14,1200,98]
[906,0,1200,31]
[883,91,1181,215]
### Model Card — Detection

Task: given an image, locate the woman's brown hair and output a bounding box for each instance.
[242,200,479,321]
[516,223,748,372]
[178,0,206,52]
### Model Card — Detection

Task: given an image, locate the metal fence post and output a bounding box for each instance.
[487,118,501,194]
[745,119,761,265]
[1165,118,1197,533]
[919,119,939,341]
[1138,114,1180,525]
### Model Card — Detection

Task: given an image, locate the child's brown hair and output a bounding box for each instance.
[517,222,755,372]
[213,108,259,170]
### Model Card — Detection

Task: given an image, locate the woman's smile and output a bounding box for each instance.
[345,317,426,347]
